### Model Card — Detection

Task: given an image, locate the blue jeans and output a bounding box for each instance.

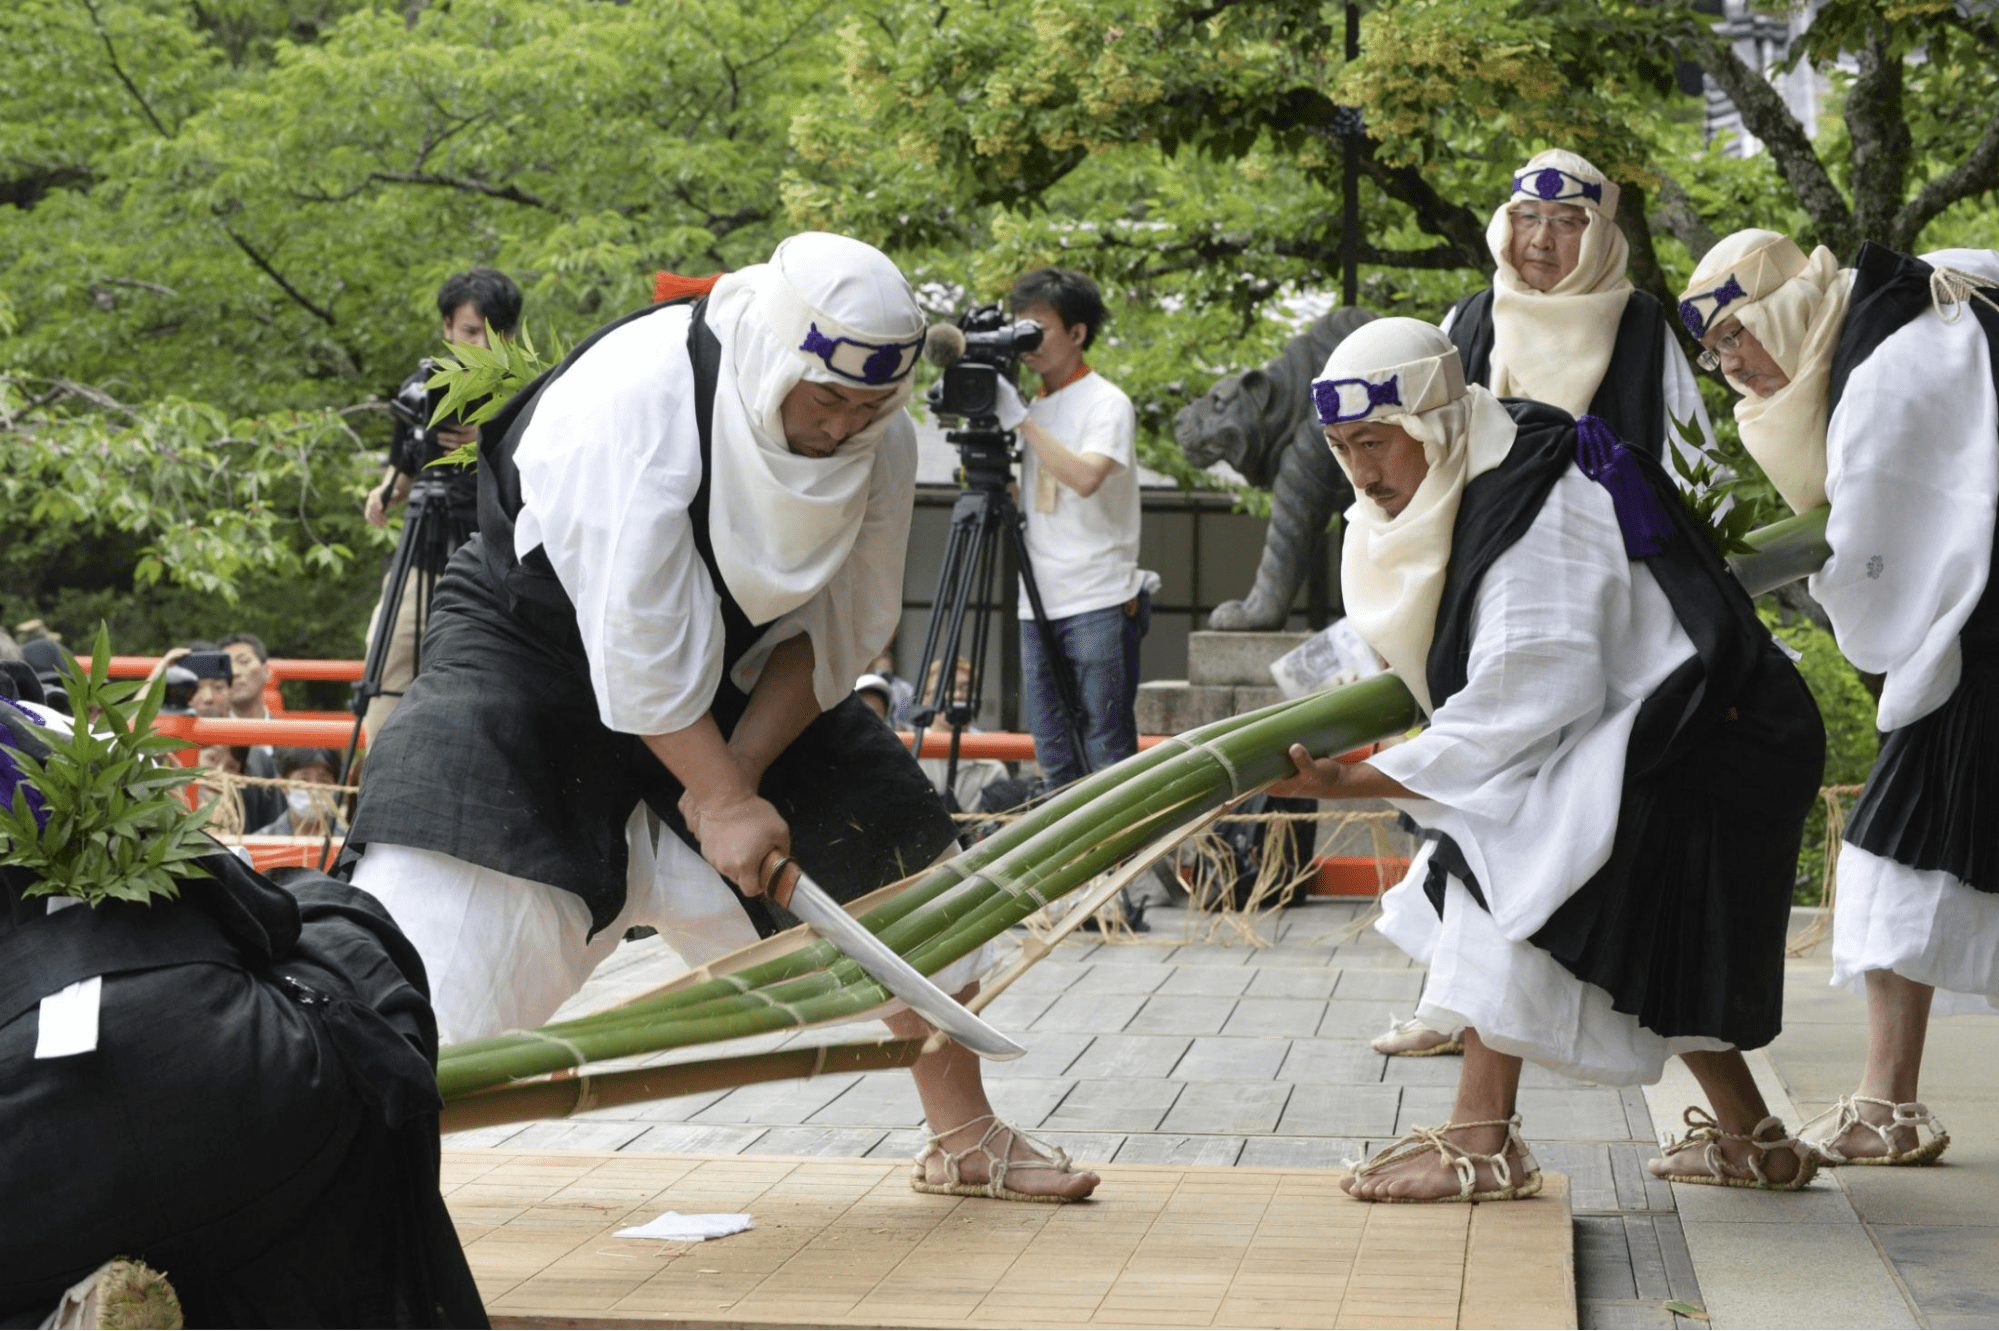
[1021,591,1150,787]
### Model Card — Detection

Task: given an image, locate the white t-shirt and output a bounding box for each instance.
[1018,371,1144,619]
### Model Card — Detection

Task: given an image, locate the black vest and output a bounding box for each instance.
[1446,288,1672,460]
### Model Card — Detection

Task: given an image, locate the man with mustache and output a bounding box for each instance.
[1274,318,1825,1200]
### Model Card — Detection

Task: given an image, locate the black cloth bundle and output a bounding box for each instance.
[0,773,485,1330]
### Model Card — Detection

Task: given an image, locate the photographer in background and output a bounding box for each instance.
[996,268,1155,788]
[359,267,523,745]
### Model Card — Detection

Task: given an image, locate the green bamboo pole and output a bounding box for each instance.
[1727,505,1831,597]
[437,675,1420,1099]
[437,693,1340,1075]
[438,1037,928,1133]
[433,507,1845,1109]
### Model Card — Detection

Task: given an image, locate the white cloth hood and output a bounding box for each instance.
[704,232,925,623]
[1315,318,1519,715]
[1485,149,1632,417]
[1682,229,1851,513]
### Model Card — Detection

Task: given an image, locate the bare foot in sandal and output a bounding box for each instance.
[1802,1095,1949,1166]
[1647,1108,1816,1189]
[914,1116,1100,1202]
[1342,1117,1541,1202]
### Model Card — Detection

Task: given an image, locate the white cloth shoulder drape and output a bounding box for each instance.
[1810,247,1999,733]
[515,303,916,734]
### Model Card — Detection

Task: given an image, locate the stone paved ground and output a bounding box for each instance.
[447,899,1735,1328]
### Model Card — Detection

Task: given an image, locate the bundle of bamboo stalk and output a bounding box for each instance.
[436,506,1831,1126]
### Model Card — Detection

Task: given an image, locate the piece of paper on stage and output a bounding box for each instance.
[614,1211,755,1242]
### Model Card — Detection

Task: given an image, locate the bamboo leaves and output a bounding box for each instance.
[0,626,215,907]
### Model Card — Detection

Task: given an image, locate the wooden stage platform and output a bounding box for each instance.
[445,1148,1576,1329]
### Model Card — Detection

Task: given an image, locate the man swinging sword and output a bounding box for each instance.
[346,232,1096,1203]
[1273,319,1827,1200]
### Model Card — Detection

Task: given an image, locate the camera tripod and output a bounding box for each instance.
[905,427,1090,812]
[334,473,460,813]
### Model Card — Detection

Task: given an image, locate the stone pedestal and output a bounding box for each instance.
[1135,630,1311,735]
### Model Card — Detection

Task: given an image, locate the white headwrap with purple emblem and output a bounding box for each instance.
[1313,318,1517,715]
[703,232,926,623]
[1484,149,1633,418]
[1681,229,1852,513]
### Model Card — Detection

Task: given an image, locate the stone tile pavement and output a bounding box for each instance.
[445,900,1999,1329]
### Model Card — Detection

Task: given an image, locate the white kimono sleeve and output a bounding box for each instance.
[1368,470,1695,937]
[730,413,919,712]
[513,307,728,737]
[1810,248,1999,732]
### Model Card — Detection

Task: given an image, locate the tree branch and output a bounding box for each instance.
[1843,20,1910,250]
[1893,106,1999,249]
[78,0,174,138]
[1676,15,1853,253]
[222,227,338,326]
[362,170,550,209]
[1647,171,1719,260]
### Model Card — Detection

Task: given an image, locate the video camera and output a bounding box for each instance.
[386,358,467,439]
[925,305,1044,425]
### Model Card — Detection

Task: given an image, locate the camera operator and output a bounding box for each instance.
[994,268,1155,787]
[359,267,523,745]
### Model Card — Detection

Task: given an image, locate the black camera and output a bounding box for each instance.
[386,359,466,438]
[925,305,1044,423]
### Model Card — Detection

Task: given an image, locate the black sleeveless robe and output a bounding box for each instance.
[345,299,955,936]
[1446,289,1674,460]
[1411,402,1825,1048]
[1835,244,1999,893]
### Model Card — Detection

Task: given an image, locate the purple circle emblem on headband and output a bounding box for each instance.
[1313,375,1403,425]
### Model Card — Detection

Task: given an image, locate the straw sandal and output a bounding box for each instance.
[1801,1095,1950,1167]
[911,1114,1082,1203]
[1345,1115,1542,1203]
[46,1258,183,1329]
[1651,1107,1819,1190]
[1371,1015,1465,1057]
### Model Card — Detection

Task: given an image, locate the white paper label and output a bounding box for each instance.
[36,975,102,1059]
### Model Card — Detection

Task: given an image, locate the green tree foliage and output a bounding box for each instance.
[5,0,1997,655]
[1762,606,1880,903]
[1,0,840,650]
[788,0,1998,481]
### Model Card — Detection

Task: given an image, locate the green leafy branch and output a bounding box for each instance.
[424,321,565,469]
[1669,410,1785,557]
[0,627,216,907]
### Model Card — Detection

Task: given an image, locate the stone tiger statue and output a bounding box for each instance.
[1173,305,1375,631]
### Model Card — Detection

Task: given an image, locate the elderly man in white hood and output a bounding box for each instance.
[1273,318,1826,1201]
[1443,149,1714,465]
[345,233,1097,1203]
[1682,230,1999,1167]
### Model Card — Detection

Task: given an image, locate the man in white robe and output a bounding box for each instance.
[1274,319,1826,1200]
[346,233,1096,1202]
[1683,231,1999,1165]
